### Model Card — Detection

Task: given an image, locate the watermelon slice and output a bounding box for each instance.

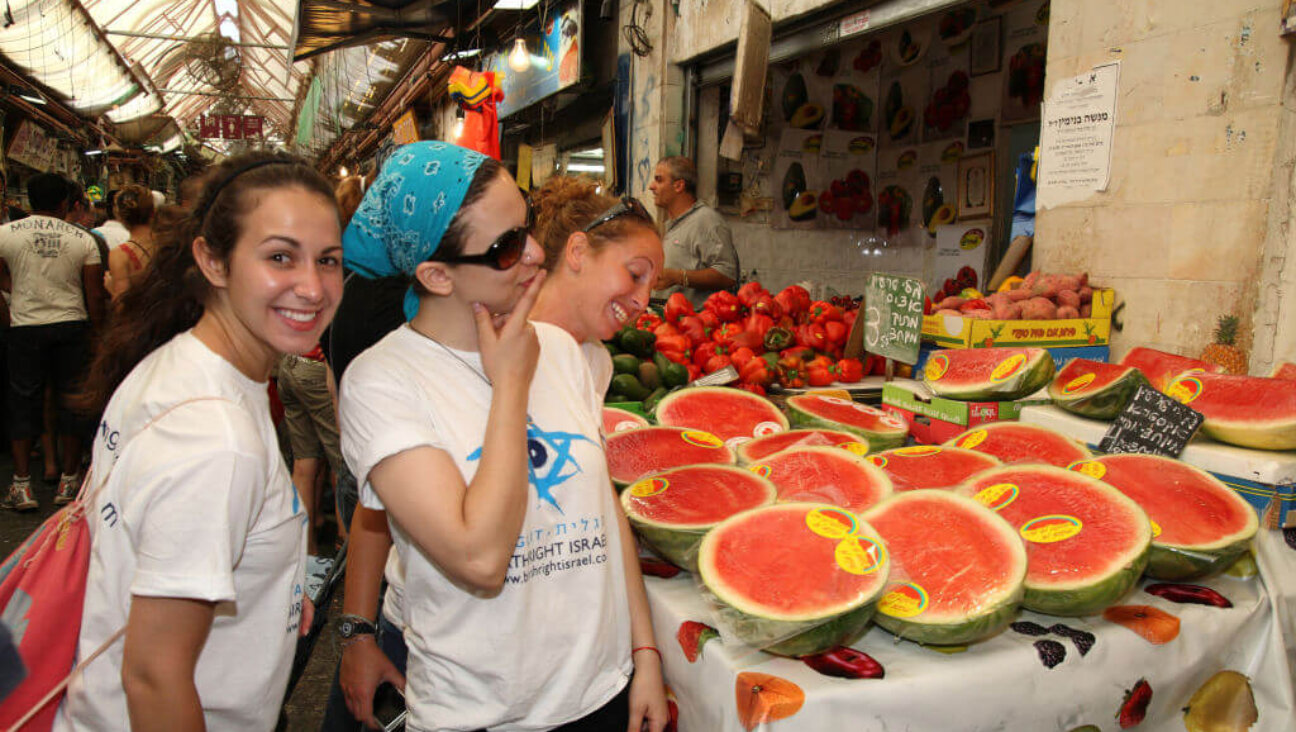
[1270,362,1296,380]
[605,426,736,489]
[862,490,1026,645]
[945,422,1092,467]
[698,502,890,656]
[1119,347,1223,393]
[958,465,1151,616]
[751,447,893,513]
[603,406,650,434]
[867,445,1000,491]
[654,386,789,446]
[785,394,908,452]
[1048,359,1148,420]
[1069,455,1258,579]
[621,465,778,571]
[735,429,865,464]
[1166,371,1296,450]
[923,347,1055,401]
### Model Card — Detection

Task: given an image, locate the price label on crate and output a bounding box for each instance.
[1098,385,1204,458]
[863,273,925,364]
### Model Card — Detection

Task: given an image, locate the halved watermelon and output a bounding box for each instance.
[1166,371,1296,450]
[751,447,893,513]
[698,502,890,656]
[867,445,1000,491]
[621,465,778,571]
[1120,347,1223,393]
[785,394,908,452]
[862,490,1026,645]
[945,422,1092,467]
[1069,455,1258,579]
[603,406,650,434]
[957,465,1151,616]
[1271,362,1296,380]
[606,426,736,489]
[736,429,865,464]
[923,347,1055,401]
[1048,359,1148,420]
[654,386,789,446]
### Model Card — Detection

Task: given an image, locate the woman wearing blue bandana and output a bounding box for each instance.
[337,142,667,732]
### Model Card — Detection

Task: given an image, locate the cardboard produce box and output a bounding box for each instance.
[1020,405,1296,529]
[882,380,1052,445]
[922,288,1115,348]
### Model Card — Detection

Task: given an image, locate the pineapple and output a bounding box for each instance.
[1201,315,1249,375]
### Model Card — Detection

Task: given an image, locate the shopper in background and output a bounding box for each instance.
[648,155,738,307]
[0,173,105,510]
[57,152,341,731]
[93,190,129,250]
[178,174,207,211]
[104,185,157,301]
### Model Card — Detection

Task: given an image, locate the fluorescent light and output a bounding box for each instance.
[445,49,481,62]
[493,0,541,8]
[17,91,45,105]
[567,163,605,172]
[85,149,104,156]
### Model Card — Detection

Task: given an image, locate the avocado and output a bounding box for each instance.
[782,162,807,210]
[789,103,824,130]
[789,191,819,221]
[931,204,957,232]
[888,106,914,140]
[922,176,944,232]
[612,353,641,375]
[884,81,903,121]
[611,373,650,401]
[782,73,808,121]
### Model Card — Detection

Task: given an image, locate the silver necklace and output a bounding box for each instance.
[409,324,534,423]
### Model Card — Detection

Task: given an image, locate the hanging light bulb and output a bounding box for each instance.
[339,166,349,177]
[452,108,466,140]
[508,37,530,72]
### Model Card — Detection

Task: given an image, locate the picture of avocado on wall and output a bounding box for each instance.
[1000,0,1049,123]
[922,34,971,142]
[820,131,878,230]
[772,130,827,229]
[879,37,928,146]
[917,141,961,238]
[773,58,832,132]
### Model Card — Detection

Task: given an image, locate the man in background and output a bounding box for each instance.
[649,155,739,307]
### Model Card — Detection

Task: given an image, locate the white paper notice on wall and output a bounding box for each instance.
[1036,62,1120,210]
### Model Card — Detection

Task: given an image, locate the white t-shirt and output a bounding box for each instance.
[0,214,101,326]
[340,323,632,732]
[580,341,614,407]
[92,219,130,250]
[57,332,306,732]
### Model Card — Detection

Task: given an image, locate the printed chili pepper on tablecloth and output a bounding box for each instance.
[801,646,885,679]
[676,620,719,662]
[1144,583,1232,608]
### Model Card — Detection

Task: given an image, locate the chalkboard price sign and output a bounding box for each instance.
[863,273,925,364]
[1098,385,1204,457]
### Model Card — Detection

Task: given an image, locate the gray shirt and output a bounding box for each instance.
[656,201,739,308]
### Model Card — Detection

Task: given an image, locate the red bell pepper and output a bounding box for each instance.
[654,334,693,364]
[636,312,663,331]
[796,323,828,351]
[663,292,693,324]
[652,322,680,339]
[734,382,767,397]
[836,358,864,382]
[677,314,709,345]
[777,360,806,389]
[703,290,744,322]
[736,281,767,308]
[749,294,782,320]
[809,301,844,324]
[824,320,849,348]
[693,341,724,369]
[730,347,757,369]
[685,363,702,382]
[703,354,732,374]
[763,326,793,352]
[744,312,774,339]
[712,322,744,345]
[806,361,836,387]
[697,309,720,332]
[780,345,816,363]
[776,285,812,315]
[738,355,772,385]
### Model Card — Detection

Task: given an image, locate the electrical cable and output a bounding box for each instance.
[623,0,651,57]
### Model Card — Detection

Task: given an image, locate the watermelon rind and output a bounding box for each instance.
[924,347,1056,402]
[622,465,779,572]
[1075,455,1258,580]
[1167,372,1296,451]
[785,395,907,452]
[862,491,1026,645]
[605,426,736,489]
[1120,346,1222,393]
[1048,359,1149,420]
[698,502,890,657]
[735,428,865,465]
[653,386,789,443]
[958,465,1152,617]
[602,406,650,434]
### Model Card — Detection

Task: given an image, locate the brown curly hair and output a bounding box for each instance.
[530,176,657,272]
[115,184,155,227]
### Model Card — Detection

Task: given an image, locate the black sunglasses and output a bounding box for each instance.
[582,196,653,233]
[433,199,535,270]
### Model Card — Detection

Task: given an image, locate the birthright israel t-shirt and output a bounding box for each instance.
[340,323,632,732]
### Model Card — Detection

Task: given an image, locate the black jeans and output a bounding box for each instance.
[6,321,91,440]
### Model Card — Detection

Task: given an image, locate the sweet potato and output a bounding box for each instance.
[1056,305,1081,319]
[935,308,962,317]
[1022,271,1040,290]
[1079,303,1092,318]
[1056,290,1081,309]
[1020,296,1058,320]
[1006,287,1034,302]
[1030,274,1060,298]
[1079,286,1094,304]
[1055,275,1083,291]
[991,302,1023,320]
[963,309,994,320]
[986,292,1012,309]
[936,296,967,310]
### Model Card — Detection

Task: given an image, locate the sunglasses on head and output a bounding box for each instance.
[582,196,653,233]
[433,199,534,270]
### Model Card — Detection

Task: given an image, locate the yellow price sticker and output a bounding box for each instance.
[878,583,929,618]
[867,455,888,468]
[1061,372,1096,395]
[1150,519,1162,538]
[629,477,668,498]
[1020,515,1083,544]
[805,507,858,540]
[834,537,884,575]
[749,464,772,478]
[681,430,724,448]
[925,354,950,382]
[958,429,988,450]
[895,445,942,457]
[1069,461,1106,480]
[991,353,1027,382]
[974,483,1019,511]
[1167,377,1202,405]
[840,442,871,457]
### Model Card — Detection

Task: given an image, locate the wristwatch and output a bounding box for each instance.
[337,614,377,640]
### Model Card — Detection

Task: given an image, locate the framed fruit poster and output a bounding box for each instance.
[917,141,960,239]
[957,151,994,220]
[930,220,992,300]
[771,59,832,135]
[772,129,826,229]
[1000,0,1049,123]
[821,131,877,230]
[921,36,972,142]
[875,145,922,248]
[825,36,881,134]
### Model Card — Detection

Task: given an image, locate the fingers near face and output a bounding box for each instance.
[453,173,543,316]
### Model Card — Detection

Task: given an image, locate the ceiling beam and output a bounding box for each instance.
[105,29,290,49]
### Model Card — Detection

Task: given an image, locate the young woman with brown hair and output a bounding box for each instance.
[103,184,157,300]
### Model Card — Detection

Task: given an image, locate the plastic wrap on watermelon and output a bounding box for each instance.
[922,347,1056,401]
[784,395,908,452]
[653,386,790,447]
[735,429,866,465]
[605,426,737,490]
[861,490,1027,645]
[747,447,893,513]
[695,503,890,657]
[620,465,777,572]
[944,422,1092,467]
[865,445,1001,491]
[1047,359,1148,420]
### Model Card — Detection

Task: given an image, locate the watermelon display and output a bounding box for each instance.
[1048,358,1148,420]
[621,465,778,571]
[1271,362,1296,380]
[1120,346,1223,393]
[945,422,1092,467]
[1166,371,1296,450]
[1070,455,1258,579]
[867,445,1000,491]
[862,491,1027,645]
[698,502,890,657]
[606,426,736,489]
[923,347,1055,401]
[785,394,908,451]
[958,465,1151,616]
[736,429,865,464]
[654,386,789,445]
[752,447,893,513]
[602,406,649,434]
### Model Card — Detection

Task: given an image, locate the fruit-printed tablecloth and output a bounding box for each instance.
[645,553,1295,731]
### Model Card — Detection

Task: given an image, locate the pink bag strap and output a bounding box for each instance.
[6,396,234,732]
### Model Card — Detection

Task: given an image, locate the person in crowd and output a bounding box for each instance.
[335,142,667,732]
[0,170,8,224]
[178,174,207,211]
[103,185,157,301]
[93,190,130,249]
[324,172,665,731]
[335,176,364,225]
[648,155,739,307]
[65,181,110,275]
[56,151,341,731]
[0,173,105,510]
